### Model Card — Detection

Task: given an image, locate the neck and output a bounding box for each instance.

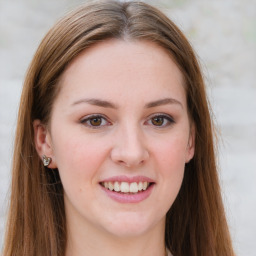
[65,213,166,256]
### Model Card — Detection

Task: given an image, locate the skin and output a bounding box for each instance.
[34,39,195,256]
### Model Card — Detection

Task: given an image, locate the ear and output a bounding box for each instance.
[185,123,195,163]
[33,119,57,168]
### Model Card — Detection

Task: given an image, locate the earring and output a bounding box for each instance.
[42,155,52,167]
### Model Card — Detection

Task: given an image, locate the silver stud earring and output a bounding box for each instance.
[42,155,52,167]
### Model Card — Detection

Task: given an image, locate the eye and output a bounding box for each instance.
[146,114,175,127]
[80,115,110,128]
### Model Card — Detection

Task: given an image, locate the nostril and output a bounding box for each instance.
[119,160,144,168]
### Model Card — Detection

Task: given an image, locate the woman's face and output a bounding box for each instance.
[38,39,194,238]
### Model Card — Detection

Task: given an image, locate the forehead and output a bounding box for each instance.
[57,39,186,107]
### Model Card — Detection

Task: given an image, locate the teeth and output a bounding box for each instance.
[108,182,114,191]
[114,181,120,192]
[120,182,130,193]
[138,182,143,191]
[130,182,138,193]
[103,181,150,193]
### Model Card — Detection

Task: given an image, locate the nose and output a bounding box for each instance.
[110,125,149,168]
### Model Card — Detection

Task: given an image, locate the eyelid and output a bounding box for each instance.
[145,113,175,127]
[79,113,175,129]
[80,114,111,128]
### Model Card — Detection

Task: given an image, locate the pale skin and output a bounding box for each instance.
[34,39,195,256]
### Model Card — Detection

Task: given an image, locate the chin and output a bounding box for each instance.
[106,225,150,238]
[102,212,164,238]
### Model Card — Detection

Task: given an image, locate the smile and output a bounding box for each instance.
[99,176,155,203]
[100,181,151,193]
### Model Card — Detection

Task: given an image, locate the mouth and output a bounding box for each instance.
[99,176,155,203]
[100,181,153,194]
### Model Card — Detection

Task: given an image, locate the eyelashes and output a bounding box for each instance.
[80,114,111,129]
[145,114,175,127]
[80,113,175,129]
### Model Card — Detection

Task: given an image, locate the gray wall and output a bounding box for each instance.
[1,0,256,255]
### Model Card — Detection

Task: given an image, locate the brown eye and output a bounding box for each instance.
[90,117,102,126]
[152,116,164,126]
[146,114,175,128]
[81,115,110,128]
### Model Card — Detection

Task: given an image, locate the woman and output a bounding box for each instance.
[3,1,235,256]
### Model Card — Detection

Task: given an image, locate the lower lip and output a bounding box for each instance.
[100,184,154,203]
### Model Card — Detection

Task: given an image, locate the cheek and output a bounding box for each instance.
[153,135,188,170]
[52,130,109,184]
[152,136,187,198]
[52,133,111,213]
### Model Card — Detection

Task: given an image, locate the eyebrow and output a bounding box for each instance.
[72,97,183,109]
[145,98,183,109]
[72,98,117,109]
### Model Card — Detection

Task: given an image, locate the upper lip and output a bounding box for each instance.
[99,175,155,183]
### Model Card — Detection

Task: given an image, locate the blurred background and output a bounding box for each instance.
[0,0,255,255]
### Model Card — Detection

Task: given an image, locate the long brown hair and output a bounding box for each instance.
[3,1,235,255]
